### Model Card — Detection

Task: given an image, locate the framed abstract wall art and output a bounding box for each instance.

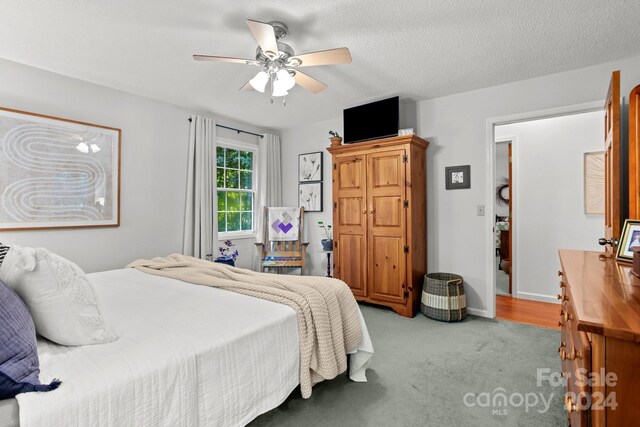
[0,107,121,230]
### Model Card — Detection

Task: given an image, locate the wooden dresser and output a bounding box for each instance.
[327,135,428,317]
[558,250,640,426]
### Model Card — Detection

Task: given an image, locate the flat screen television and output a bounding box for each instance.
[343,96,399,144]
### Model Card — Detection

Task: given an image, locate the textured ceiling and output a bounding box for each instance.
[1,0,640,129]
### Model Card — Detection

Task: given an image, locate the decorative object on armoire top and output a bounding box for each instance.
[616,219,640,262]
[299,152,323,182]
[398,128,414,136]
[317,221,333,251]
[445,165,471,190]
[328,134,428,317]
[299,182,323,212]
[215,240,238,266]
[496,178,510,206]
[584,151,605,215]
[421,273,467,322]
[0,107,121,231]
[329,131,343,147]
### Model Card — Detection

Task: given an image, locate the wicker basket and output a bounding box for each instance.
[421,273,467,322]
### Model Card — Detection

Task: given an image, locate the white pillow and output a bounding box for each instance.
[0,245,118,346]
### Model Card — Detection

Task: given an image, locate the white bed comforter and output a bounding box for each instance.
[15,269,373,427]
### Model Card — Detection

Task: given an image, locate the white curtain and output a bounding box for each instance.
[255,133,282,243]
[183,115,217,259]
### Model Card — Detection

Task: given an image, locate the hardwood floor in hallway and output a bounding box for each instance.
[496,295,560,330]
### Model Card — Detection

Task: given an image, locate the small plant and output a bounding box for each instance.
[317,221,333,240]
[329,131,341,138]
[217,240,239,261]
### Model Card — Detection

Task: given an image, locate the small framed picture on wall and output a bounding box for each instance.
[299,182,323,212]
[445,165,471,190]
[616,219,640,262]
[299,152,323,182]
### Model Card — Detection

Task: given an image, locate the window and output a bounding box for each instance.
[216,144,256,236]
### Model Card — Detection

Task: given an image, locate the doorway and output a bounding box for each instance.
[486,101,605,322]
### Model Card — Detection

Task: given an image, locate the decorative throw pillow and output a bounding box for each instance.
[0,246,118,346]
[0,279,61,400]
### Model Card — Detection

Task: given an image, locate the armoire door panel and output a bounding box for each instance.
[337,234,367,296]
[370,236,406,302]
[333,154,367,296]
[337,158,364,191]
[372,196,403,228]
[367,149,407,305]
[338,197,364,227]
[371,155,402,189]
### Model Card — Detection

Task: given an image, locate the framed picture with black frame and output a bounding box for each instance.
[298,152,323,182]
[299,182,323,212]
[616,219,640,262]
[445,165,471,190]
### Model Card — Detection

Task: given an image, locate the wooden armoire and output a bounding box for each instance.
[327,135,428,317]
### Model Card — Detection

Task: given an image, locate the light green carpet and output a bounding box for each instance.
[251,304,565,426]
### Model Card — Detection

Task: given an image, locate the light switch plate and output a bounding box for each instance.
[477,205,485,216]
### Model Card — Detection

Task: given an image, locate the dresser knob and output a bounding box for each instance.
[565,348,582,360]
[565,396,578,413]
[559,281,566,288]
[558,342,565,353]
[557,270,563,277]
[563,311,573,322]
[558,320,564,327]
[557,293,569,302]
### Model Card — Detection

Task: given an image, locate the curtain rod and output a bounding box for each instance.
[188,118,264,139]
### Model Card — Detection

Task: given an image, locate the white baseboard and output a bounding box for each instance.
[514,291,560,304]
[466,307,490,318]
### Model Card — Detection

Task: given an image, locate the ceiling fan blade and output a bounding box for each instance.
[294,71,327,94]
[193,54,258,65]
[290,47,352,67]
[239,81,254,91]
[246,19,279,58]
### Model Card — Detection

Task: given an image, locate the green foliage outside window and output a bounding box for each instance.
[217,147,254,233]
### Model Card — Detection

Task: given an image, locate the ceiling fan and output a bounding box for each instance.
[193,19,352,104]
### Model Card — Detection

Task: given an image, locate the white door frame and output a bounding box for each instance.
[484,100,604,318]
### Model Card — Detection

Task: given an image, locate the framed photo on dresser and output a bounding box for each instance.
[616,219,640,262]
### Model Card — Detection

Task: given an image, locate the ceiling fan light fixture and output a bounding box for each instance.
[271,82,289,97]
[249,70,269,92]
[276,69,296,91]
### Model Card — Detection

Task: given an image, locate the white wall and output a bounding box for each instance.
[280,54,640,316]
[495,143,510,218]
[0,58,269,272]
[280,117,341,276]
[496,112,604,302]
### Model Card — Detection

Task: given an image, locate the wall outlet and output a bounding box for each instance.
[477,205,485,216]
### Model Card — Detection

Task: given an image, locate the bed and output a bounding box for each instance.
[0,268,373,427]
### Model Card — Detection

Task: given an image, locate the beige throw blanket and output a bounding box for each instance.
[127,254,362,398]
